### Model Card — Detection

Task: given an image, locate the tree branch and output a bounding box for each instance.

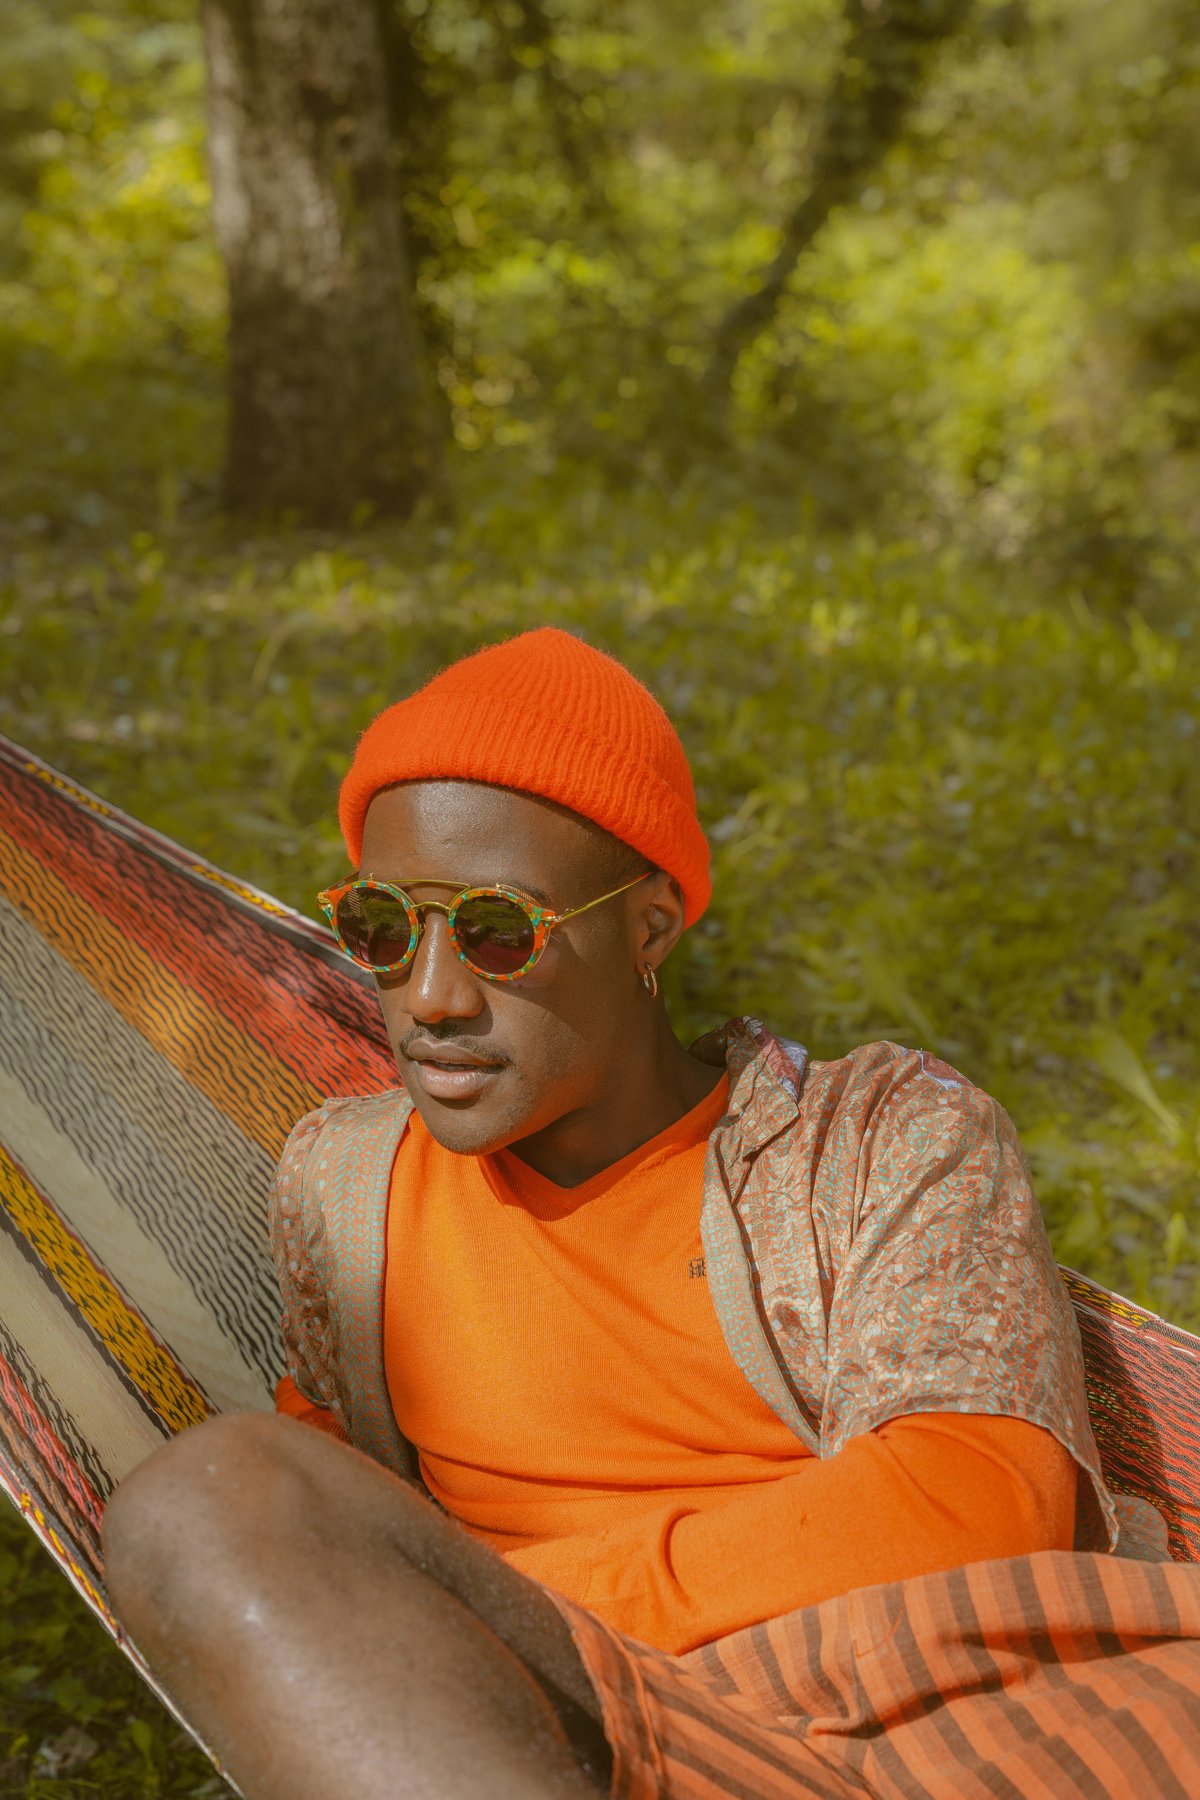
[707,0,975,397]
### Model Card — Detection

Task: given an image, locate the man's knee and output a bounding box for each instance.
[102,1412,328,1639]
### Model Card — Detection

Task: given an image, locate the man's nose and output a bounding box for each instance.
[405,911,484,1023]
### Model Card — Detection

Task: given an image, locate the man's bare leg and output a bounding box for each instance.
[101,1413,614,1800]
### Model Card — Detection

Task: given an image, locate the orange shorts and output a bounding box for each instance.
[539,1550,1200,1800]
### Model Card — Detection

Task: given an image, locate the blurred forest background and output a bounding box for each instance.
[1,0,1198,1790]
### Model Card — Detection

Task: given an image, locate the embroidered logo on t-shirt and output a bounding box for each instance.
[688,1256,706,1279]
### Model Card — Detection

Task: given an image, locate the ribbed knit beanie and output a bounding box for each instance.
[338,627,711,926]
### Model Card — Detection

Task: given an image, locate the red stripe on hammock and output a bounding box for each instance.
[1,756,395,1101]
[0,1346,106,1553]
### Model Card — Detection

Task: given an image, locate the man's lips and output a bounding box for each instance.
[405,1040,504,1069]
[404,1042,505,1101]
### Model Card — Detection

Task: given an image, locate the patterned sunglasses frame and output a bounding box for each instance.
[318,871,651,982]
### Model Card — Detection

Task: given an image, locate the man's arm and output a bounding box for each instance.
[811,1049,1116,1551]
[507,1410,1076,1657]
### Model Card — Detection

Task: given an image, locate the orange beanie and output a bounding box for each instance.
[338,628,711,926]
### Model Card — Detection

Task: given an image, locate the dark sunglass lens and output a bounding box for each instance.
[336,888,414,968]
[454,894,536,975]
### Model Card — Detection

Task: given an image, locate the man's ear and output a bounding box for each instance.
[635,873,687,967]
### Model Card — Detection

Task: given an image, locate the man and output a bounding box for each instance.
[103,628,1199,1800]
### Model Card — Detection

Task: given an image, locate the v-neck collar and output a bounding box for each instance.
[487,1071,730,1218]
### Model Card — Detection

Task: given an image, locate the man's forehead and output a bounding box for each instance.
[363,777,580,834]
[360,779,598,888]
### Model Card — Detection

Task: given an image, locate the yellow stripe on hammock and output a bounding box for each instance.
[0,1145,209,1435]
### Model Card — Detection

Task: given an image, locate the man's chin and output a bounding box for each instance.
[404,1084,523,1158]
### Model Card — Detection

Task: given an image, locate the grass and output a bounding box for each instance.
[0,1498,233,1797]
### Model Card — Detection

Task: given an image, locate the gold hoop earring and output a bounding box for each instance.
[642,966,658,998]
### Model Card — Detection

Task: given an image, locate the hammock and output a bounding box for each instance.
[2,733,1199,1747]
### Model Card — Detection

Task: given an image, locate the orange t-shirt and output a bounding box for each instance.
[278,1073,1077,1653]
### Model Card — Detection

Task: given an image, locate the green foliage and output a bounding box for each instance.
[0,0,221,529]
[2,0,1197,597]
[0,1499,233,1795]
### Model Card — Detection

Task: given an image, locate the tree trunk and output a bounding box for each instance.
[201,0,448,524]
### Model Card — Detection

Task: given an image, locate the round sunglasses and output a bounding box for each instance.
[318,871,651,982]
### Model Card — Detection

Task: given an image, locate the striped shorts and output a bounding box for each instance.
[543,1551,1200,1799]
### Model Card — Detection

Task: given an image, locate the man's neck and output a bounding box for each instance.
[503,1025,724,1189]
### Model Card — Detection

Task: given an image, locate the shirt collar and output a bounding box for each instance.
[689,1016,808,1162]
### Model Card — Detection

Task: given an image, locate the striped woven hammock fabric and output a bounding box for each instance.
[2,733,1199,1762]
